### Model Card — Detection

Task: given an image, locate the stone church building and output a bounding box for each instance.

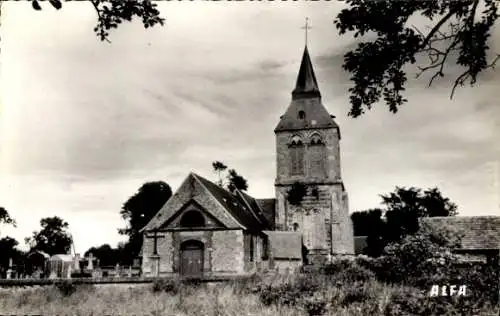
[139,45,355,277]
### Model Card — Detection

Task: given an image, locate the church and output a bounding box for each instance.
[139,43,355,278]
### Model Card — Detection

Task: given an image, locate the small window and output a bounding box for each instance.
[249,236,254,262]
[293,223,299,231]
[298,110,306,119]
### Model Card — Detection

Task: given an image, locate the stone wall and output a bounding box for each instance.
[275,182,354,262]
[173,231,212,273]
[158,232,174,273]
[142,229,249,277]
[141,232,175,277]
[273,259,302,274]
[275,128,341,185]
[211,230,244,274]
[274,123,353,264]
[243,233,269,273]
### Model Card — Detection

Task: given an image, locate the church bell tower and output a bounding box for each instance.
[274,42,354,264]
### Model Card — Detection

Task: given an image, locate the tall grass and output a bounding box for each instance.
[0,273,497,316]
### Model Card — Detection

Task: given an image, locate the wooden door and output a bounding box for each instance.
[180,240,204,277]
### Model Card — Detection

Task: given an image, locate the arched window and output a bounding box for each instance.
[289,135,304,176]
[310,134,323,145]
[180,210,205,228]
[293,223,299,232]
[309,133,327,177]
[298,110,306,119]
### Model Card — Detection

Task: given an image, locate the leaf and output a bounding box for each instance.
[32,0,42,11]
[49,0,62,10]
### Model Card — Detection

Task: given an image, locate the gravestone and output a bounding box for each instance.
[86,253,94,270]
[6,258,13,279]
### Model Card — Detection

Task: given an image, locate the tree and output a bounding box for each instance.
[84,243,121,267]
[351,208,384,236]
[335,0,499,117]
[27,0,165,42]
[26,216,73,256]
[119,181,172,262]
[0,237,24,278]
[381,186,458,243]
[227,169,248,193]
[0,207,16,230]
[212,161,227,187]
[355,186,458,256]
[211,161,249,193]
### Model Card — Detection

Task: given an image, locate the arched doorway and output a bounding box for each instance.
[180,240,204,277]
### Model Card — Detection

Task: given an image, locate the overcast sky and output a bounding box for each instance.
[1,2,499,254]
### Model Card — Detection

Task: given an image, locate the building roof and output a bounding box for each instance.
[292,46,321,100]
[27,251,50,259]
[263,231,302,260]
[275,46,338,133]
[49,254,74,262]
[237,190,272,230]
[256,198,276,229]
[190,174,270,232]
[354,236,368,255]
[419,216,500,250]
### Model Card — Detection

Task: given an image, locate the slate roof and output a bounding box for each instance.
[237,190,272,230]
[354,236,368,255]
[193,174,269,232]
[256,198,276,229]
[27,251,50,259]
[263,231,302,260]
[292,46,321,100]
[419,216,500,250]
[49,254,74,262]
[275,46,338,133]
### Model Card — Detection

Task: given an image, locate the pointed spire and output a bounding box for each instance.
[292,46,321,100]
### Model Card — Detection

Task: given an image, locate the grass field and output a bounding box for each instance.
[0,274,498,316]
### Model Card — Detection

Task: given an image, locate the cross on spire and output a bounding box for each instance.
[301,17,312,46]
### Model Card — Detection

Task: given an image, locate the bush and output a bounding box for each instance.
[384,287,493,316]
[322,257,376,283]
[231,274,264,295]
[322,257,355,274]
[340,284,374,307]
[412,263,499,304]
[259,274,322,307]
[301,295,328,316]
[55,280,76,297]
[151,278,180,294]
[259,282,302,307]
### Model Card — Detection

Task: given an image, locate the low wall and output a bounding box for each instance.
[0,274,255,287]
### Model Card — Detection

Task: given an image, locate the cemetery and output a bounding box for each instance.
[0,252,144,286]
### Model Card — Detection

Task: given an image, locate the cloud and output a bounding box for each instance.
[1,2,499,255]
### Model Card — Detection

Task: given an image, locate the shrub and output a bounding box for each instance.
[322,258,354,275]
[151,278,180,294]
[322,257,376,283]
[259,282,301,307]
[301,295,328,316]
[384,287,492,316]
[340,284,374,307]
[232,274,264,294]
[55,280,76,297]
[259,274,322,307]
[362,223,465,285]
